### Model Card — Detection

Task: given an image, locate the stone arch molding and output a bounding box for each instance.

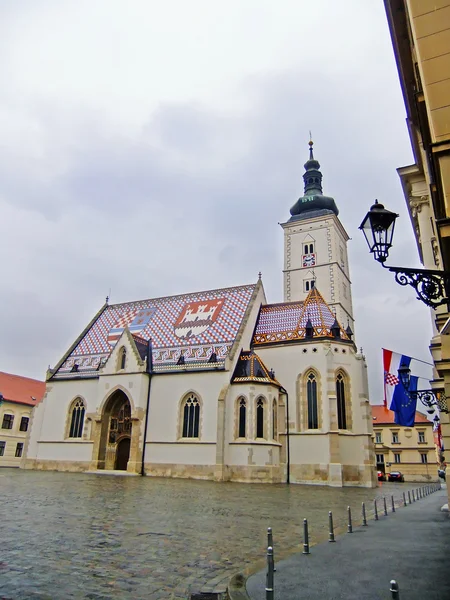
[97,384,136,419]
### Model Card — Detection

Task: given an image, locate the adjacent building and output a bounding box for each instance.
[24,144,376,487]
[0,372,45,467]
[384,0,450,501]
[372,405,436,481]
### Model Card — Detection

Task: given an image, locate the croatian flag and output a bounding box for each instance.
[383,348,418,427]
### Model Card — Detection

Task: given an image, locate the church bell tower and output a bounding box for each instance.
[281,141,355,332]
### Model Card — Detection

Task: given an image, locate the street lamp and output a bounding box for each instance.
[397,363,448,414]
[360,201,450,310]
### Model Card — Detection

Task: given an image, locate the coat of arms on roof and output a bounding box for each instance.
[107,308,156,346]
[174,298,224,339]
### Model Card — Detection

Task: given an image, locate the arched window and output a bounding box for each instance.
[238,397,246,438]
[309,243,314,254]
[119,347,127,370]
[272,400,277,439]
[68,399,85,438]
[182,394,200,438]
[336,373,347,429]
[307,372,318,429]
[256,397,265,439]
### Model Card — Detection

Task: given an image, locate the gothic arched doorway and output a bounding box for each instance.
[96,390,132,471]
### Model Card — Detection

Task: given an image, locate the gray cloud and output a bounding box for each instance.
[0,0,433,403]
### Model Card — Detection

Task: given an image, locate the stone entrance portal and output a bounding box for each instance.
[92,389,141,472]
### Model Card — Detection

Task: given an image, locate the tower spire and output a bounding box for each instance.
[303,139,323,196]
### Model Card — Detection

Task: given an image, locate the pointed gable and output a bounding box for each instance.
[253,287,350,346]
[231,350,280,386]
[52,283,259,378]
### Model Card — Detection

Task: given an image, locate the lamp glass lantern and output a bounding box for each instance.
[359,200,398,263]
[398,363,411,391]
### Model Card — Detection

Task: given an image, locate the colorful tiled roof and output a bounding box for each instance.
[0,372,46,406]
[253,287,350,346]
[231,350,281,387]
[52,283,258,378]
[371,405,431,425]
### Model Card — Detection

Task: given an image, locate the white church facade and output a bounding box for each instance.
[24,143,376,487]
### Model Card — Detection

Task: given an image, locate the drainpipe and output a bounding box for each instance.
[141,339,153,476]
[281,387,290,484]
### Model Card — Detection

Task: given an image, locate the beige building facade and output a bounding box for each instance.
[372,405,437,481]
[25,145,376,488]
[384,0,450,502]
[0,372,45,468]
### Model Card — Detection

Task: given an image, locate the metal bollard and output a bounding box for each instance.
[347,506,353,533]
[419,488,422,499]
[303,518,310,554]
[412,489,415,502]
[403,491,406,506]
[267,527,276,572]
[408,490,412,504]
[391,495,395,513]
[362,502,368,526]
[374,498,379,520]
[265,546,274,600]
[390,579,400,599]
[328,511,335,542]
[383,497,388,516]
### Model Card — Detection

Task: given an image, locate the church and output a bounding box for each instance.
[24,142,376,488]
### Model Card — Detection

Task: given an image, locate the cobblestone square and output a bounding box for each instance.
[0,469,427,599]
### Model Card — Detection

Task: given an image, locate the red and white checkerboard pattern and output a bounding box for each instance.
[384,371,399,386]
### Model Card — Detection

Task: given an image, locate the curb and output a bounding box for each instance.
[227,573,251,600]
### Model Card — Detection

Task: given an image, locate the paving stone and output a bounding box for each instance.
[0,468,431,599]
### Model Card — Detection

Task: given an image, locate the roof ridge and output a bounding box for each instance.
[107,282,258,308]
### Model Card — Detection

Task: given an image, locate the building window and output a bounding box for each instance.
[182,394,200,438]
[0,441,5,456]
[392,432,399,444]
[304,280,315,292]
[68,399,85,438]
[376,454,385,464]
[238,398,246,438]
[394,453,401,464]
[421,453,428,464]
[307,372,318,429]
[2,414,14,430]
[15,443,23,458]
[119,347,127,370]
[418,431,426,443]
[375,431,382,444]
[336,373,347,429]
[272,400,277,439]
[256,398,265,438]
[304,243,314,255]
[19,417,29,432]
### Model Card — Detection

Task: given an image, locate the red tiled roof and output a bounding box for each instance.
[371,405,431,425]
[0,371,45,406]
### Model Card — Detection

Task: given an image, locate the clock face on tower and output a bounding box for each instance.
[302,253,316,268]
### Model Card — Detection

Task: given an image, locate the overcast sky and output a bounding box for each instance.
[0,0,435,401]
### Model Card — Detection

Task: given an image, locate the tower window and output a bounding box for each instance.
[304,280,315,292]
[336,373,347,429]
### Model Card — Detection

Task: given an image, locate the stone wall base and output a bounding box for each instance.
[22,458,91,472]
[290,463,376,488]
[144,462,284,483]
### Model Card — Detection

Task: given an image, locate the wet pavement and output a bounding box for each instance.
[0,469,436,599]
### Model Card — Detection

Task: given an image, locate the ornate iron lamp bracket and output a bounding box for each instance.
[408,389,449,414]
[384,264,450,310]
